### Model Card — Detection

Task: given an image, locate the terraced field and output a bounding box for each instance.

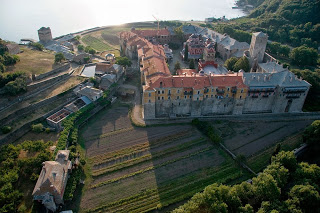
[79,106,246,213]
[82,35,114,52]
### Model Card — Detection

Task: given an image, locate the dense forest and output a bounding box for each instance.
[233,0,320,48]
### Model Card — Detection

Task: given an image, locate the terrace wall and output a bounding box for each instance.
[34,63,70,81]
[0,97,76,145]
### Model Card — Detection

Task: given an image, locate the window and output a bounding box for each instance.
[158,97,160,100]
[162,97,164,100]
[168,96,171,100]
[241,89,243,93]
[168,90,171,94]
[162,90,164,94]
[227,88,230,92]
[177,96,180,100]
[197,91,200,94]
[158,91,160,94]
[240,96,242,99]
[179,102,181,106]
[197,97,199,101]
[226,94,228,98]
[190,95,192,99]
[148,100,151,103]
[206,95,208,98]
[148,93,151,97]
[185,96,187,99]
[212,89,214,92]
[177,90,180,93]
[211,95,213,98]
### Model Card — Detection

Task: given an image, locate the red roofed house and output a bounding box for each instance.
[131,28,171,44]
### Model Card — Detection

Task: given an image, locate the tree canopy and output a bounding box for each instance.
[55,52,65,63]
[115,56,132,67]
[173,150,320,213]
[174,61,181,72]
[289,46,318,66]
[224,57,239,71]
[233,57,250,72]
[189,59,195,69]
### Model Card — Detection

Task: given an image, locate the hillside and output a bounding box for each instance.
[231,0,320,48]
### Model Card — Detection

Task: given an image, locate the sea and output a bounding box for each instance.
[0,0,245,43]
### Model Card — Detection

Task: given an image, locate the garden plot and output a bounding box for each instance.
[79,107,244,213]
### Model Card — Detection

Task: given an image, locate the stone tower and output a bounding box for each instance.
[249,32,268,64]
[38,27,52,43]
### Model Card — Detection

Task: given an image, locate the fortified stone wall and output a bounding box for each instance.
[243,94,276,113]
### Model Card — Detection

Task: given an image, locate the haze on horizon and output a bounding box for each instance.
[0,0,244,42]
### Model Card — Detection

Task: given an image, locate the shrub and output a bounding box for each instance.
[4,77,27,95]
[30,42,44,51]
[80,159,86,165]
[1,125,12,134]
[32,123,43,133]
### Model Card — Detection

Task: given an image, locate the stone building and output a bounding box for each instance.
[247,32,268,70]
[38,27,53,43]
[131,28,171,44]
[32,150,72,212]
[196,28,249,60]
[5,43,20,54]
[182,34,205,60]
[120,29,311,119]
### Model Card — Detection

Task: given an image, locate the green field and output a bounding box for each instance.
[82,35,114,52]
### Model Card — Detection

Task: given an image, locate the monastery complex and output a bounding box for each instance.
[120,26,311,119]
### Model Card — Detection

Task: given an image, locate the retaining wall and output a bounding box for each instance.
[0,97,77,145]
[34,63,70,81]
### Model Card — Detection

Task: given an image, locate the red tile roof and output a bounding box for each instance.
[176,69,197,76]
[144,73,247,91]
[95,63,112,72]
[132,29,170,37]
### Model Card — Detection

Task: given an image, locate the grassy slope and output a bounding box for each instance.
[6,47,57,75]
[247,131,304,173]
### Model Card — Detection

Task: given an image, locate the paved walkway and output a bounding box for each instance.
[120,84,145,126]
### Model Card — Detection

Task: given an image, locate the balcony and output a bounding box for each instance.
[184,91,193,95]
[283,88,307,93]
[216,89,225,94]
[286,94,300,99]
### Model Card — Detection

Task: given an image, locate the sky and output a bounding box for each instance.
[0,0,244,42]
